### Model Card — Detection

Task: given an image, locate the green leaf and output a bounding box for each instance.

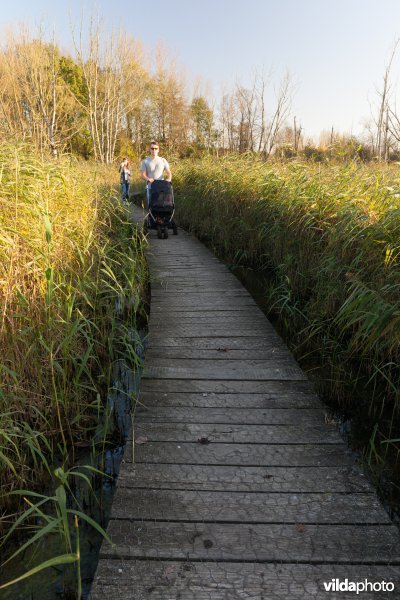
[0,497,50,548]
[55,485,71,551]
[43,213,52,244]
[67,509,114,546]
[2,518,61,566]
[0,554,78,590]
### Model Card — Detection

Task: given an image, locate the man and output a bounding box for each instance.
[140,141,172,207]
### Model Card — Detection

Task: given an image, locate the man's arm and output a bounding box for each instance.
[164,166,172,182]
[141,169,154,184]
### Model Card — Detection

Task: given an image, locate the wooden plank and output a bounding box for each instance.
[152,282,246,291]
[136,391,321,409]
[147,326,280,340]
[143,357,302,371]
[110,489,388,524]
[144,337,293,350]
[149,308,264,317]
[150,276,244,285]
[123,442,355,467]
[99,521,400,563]
[142,363,306,381]
[152,264,224,270]
[148,313,272,325]
[134,407,326,425]
[150,258,221,265]
[151,294,253,302]
[151,272,239,281]
[151,295,256,304]
[145,347,294,360]
[131,422,342,444]
[151,304,260,314]
[151,305,259,314]
[149,314,272,325]
[90,560,400,600]
[117,464,371,493]
[152,286,248,294]
[151,288,256,297]
[139,379,315,394]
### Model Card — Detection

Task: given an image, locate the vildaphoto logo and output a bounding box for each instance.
[323,579,395,594]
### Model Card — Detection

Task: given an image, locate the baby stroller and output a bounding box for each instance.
[144,180,178,239]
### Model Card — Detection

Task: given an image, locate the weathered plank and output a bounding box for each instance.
[117,463,371,493]
[99,521,400,563]
[110,489,387,524]
[147,327,280,340]
[142,362,306,380]
[151,302,259,313]
[151,305,260,314]
[139,379,316,394]
[134,407,326,425]
[145,347,295,360]
[131,422,341,444]
[136,391,321,409]
[149,308,267,318]
[90,561,400,600]
[152,282,246,291]
[143,337,295,350]
[148,314,275,326]
[123,441,356,467]
[151,274,243,283]
[151,288,252,296]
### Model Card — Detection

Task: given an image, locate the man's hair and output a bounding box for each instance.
[150,140,159,147]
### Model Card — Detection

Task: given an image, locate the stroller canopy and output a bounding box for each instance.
[150,180,174,212]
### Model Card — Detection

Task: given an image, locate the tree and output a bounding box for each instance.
[370,40,399,161]
[148,45,189,152]
[73,18,146,163]
[190,96,214,150]
[0,28,80,156]
[218,70,293,155]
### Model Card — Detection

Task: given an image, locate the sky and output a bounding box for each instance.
[1,0,400,141]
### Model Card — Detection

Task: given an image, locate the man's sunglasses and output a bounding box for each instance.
[150,147,159,150]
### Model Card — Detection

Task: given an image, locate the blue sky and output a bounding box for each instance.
[1,0,400,140]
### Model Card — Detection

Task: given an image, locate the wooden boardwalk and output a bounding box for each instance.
[91,212,399,599]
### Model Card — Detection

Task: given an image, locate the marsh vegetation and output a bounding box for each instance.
[0,142,148,595]
[173,154,400,504]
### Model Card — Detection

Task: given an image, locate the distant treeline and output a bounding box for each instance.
[0,23,398,163]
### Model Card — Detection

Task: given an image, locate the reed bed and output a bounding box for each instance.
[173,154,400,484]
[0,142,147,526]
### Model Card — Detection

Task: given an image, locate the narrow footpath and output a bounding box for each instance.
[90,207,399,599]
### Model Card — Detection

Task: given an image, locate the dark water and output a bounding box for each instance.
[0,330,146,600]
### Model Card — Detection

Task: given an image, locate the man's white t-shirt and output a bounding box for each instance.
[140,156,170,180]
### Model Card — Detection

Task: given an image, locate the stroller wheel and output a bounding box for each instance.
[164,228,169,239]
[157,226,162,239]
[173,225,178,235]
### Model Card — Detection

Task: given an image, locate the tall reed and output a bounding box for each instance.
[173,154,400,484]
[0,143,148,527]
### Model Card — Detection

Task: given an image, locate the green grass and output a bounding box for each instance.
[173,154,400,489]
